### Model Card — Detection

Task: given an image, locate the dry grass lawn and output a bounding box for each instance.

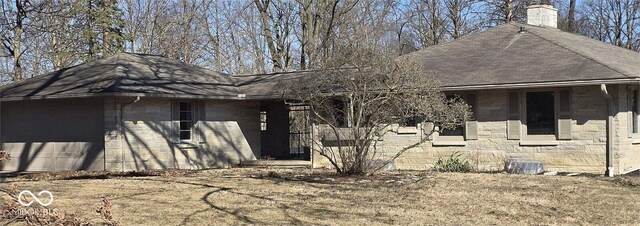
[2,168,640,225]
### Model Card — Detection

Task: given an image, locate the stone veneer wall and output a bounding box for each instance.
[313,86,615,174]
[614,85,640,174]
[104,97,260,171]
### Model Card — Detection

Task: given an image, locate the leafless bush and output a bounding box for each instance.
[0,185,122,225]
[96,196,119,226]
[0,148,9,162]
[282,44,471,175]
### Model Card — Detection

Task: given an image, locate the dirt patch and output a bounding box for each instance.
[2,168,639,225]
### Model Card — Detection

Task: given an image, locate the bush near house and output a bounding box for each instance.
[432,151,472,173]
[283,44,471,176]
[0,150,8,162]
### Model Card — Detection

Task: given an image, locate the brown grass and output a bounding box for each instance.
[2,168,640,225]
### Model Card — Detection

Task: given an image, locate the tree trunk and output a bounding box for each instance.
[254,0,283,72]
[567,0,576,32]
[504,0,513,23]
[12,0,24,81]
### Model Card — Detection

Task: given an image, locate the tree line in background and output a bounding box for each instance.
[1,0,639,83]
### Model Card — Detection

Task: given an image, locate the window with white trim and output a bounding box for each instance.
[260,111,267,131]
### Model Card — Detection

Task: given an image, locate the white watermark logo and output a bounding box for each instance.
[17,190,54,207]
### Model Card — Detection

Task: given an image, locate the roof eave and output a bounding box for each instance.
[0,92,248,102]
[441,78,640,91]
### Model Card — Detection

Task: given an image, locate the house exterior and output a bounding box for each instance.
[0,54,296,172]
[1,4,639,176]
[314,4,640,176]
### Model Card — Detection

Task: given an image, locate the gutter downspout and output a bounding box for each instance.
[119,96,141,171]
[600,84,615,177]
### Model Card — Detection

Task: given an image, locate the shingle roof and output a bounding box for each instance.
[0,53,241,101]
[400,23,640,90]
[234,70,328,98]
[3,24,640,101]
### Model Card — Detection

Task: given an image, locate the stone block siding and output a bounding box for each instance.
[200,100,261,165]
[313,86,609,173]
[616,84,640,174]
[103,97,260,171]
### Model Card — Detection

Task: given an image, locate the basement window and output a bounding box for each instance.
[179,102,193,140]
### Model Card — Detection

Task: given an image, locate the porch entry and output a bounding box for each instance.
[259,101,310,160]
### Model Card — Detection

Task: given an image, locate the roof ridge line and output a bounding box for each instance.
[111,53,124,92]
[517,24,635,79]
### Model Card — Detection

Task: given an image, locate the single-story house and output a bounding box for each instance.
[0,53,303,172]
[1,4,639,176]
[357,4,640,176]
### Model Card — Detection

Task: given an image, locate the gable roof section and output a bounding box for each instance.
[0,53,240,101]
[400,23,640,90]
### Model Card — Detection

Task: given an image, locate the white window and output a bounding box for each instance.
[260,111,267,131]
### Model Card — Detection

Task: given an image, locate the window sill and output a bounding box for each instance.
[397,127,419,134]
[632,139,640,144]
[175,141,200,149]
[519,140,559,146]
[432,140,466,146]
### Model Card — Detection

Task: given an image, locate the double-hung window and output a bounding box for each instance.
[179,102,194,141]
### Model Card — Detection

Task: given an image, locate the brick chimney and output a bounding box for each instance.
[527,4,558,28]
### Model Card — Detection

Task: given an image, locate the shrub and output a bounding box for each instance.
[432,151,472,173]
[0,149,9,162]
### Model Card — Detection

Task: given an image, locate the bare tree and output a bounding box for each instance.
[297,0,357,70]
[478,0,535,25]
[579,0,640,51]
[283,43,470,175]
[1,0,27,81]
[567,0,576,32]
[444,0,481,39]
[254,0,295,72]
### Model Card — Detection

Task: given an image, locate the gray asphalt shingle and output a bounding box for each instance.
[2,23,640,101]
[400,23,640,89]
